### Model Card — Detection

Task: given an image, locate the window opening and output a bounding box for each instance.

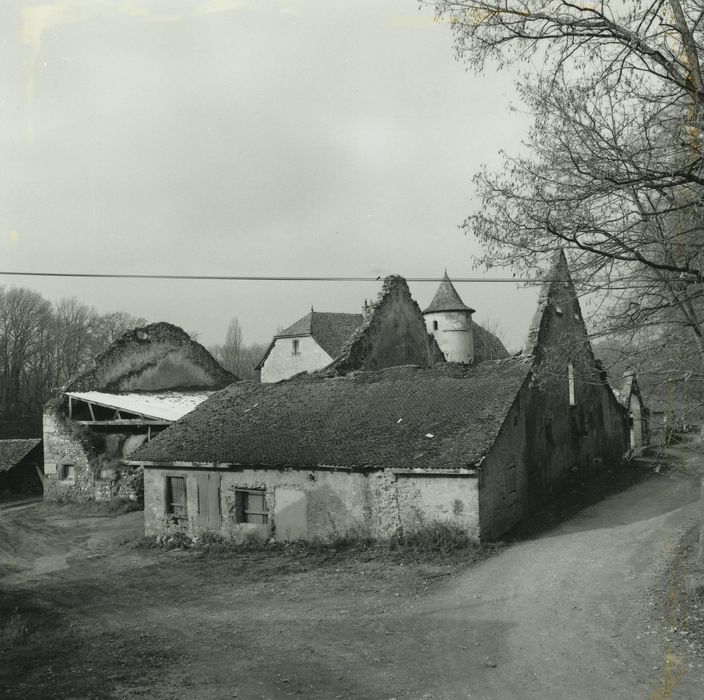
[235,489,268,524]
[165,476,188,518]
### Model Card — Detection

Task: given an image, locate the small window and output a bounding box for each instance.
[505,464,517,494]
[432,320,438,331]
[555,305,563,316]
[292,339,300,355]
[165,476,188,519]
[59,463,75,482]
[568,362,576,406]
[235,489,268,524]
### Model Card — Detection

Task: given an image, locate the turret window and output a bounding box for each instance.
[432,320,438,331]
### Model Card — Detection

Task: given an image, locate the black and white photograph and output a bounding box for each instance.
[1,1,703,698]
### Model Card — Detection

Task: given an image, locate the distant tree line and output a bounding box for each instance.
[0,286,146,423]
[208,318,267,381]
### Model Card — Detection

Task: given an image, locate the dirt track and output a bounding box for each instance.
[1,457,703,699]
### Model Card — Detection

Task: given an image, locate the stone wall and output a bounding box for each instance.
[520,253,628,508]
[143,465,482,542]
[479,389,529,541]
[396,474,479,539]
[260,336,333,383]
[43,404,150,502]
[43,409,95,501]
[326,276,443,376]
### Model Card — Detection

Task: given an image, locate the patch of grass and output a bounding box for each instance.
[134,521,501,570]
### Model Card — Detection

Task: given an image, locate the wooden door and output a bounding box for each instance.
[196,473,221,530]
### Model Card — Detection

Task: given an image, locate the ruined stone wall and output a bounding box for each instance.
[42,409,95,502]
[260,336,333,383]
[43,405,148,502]
[327,276,443,376]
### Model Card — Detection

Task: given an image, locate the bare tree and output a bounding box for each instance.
[434,0,704,392]
[210,318,266,380]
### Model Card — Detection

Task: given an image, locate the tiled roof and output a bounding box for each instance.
[256,311,363,369]
[473,323,510,362]
[0,439,42,473]
[423,272,475,314]
[131,357,533,471]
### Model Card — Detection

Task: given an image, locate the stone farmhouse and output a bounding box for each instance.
[42,322,234,502]
[255,272,508,382]
[613,371,650,455]
[130,252,629,542]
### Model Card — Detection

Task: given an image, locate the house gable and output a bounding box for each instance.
[521,250,628,502]
[322,275,444,376]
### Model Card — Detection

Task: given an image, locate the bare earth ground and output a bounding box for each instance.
[1,454,703,700]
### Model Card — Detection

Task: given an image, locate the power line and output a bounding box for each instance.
[0,270,537,283]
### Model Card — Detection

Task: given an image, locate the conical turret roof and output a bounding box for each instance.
[423,271,475,314]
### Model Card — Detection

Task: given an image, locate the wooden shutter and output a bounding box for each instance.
[196,473,221,530]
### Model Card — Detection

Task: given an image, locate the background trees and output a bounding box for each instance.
[435,0,704,415]
[0,286,145,436]
[209,318,266,380]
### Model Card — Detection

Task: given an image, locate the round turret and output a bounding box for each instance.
[423,271,475,364]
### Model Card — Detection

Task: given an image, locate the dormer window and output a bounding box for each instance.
[292,339,300,355]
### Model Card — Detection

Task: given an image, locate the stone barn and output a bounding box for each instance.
[614,371,650,454]
[130,253,628,542]
[0,439,43,496]
[42,322,234,502]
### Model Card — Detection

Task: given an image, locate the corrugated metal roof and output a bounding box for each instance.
[65,391,215,422]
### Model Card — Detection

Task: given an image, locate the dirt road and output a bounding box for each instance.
[1,458,702,699]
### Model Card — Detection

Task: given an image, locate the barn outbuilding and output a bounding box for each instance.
[43,322,234,502]
[130,253,628,542]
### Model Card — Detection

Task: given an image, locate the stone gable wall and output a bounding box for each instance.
[325,276,444,376]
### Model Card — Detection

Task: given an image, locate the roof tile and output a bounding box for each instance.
[132,357,532,471]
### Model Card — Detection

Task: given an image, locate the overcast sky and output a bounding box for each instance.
[1,0,537,352]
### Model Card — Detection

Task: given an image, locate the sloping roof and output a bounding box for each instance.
[473,323,510,362]
[130,357,533,471]
[65,391,215,422]
[423,272,475,314]
[0,439,42,473]
[256,311,363,369]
